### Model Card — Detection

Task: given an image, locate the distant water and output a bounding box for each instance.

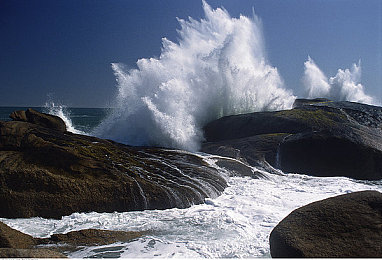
[0,106,111,133]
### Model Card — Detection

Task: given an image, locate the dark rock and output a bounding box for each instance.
[292,97,331,108]
[10,108,66,132]
[0,221,36,249]
[269,190,382,258]
[0,118,227,219]
[203,133,288,168]
[25,108,67,131]
[0,221,144,257]
[279,130,382,180]
[213,157,267,178]
[0,248,66,258]
[203,111,309,142]
[202,99,382,180]
[9,110,27,121]
[38,229,145,247]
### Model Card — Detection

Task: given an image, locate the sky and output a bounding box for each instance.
[0,0,381,107]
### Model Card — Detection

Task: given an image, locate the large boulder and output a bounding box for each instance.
[0,115,227,219]
[269,190,382,258]
[202,99,382,180]
[10,108,66,132]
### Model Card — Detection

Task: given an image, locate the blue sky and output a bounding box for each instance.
[0,0,381,107]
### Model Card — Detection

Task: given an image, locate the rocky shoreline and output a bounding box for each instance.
[0,221,145,258]
[0,109,228,219]
[1,99,382,257]
[202,98,382,180]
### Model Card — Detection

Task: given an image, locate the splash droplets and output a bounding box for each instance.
[93,1,295,151]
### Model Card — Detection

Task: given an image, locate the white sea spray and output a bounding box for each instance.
[303,57,378,105]
[43,101,85,134]
[92,1,296,151]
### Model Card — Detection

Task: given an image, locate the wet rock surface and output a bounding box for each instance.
[0,248,67,258]
[38,229,145,247]
[269,190,382,258]
[0,221,144,258]
[202,99,382,180]
[10,108,67,132]
[0,109,227,219]
[0,221,36,249]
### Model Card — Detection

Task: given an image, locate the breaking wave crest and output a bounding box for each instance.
[303,56,378,105]
[43,101,84,134]
[93,1,296,151]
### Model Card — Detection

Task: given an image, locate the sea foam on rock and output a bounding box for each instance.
[0,109,227,219]
[202,98,382,180]
[0,221,144,258]
[269,190,382,257]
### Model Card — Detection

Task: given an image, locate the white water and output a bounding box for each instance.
[92,1,296,151]
[43,1,379,147]
[43,101,85,134]
[303,56,378,105]
[1,153,381,258]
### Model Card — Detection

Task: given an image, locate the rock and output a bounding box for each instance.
[0,117,227,219]
[202,133,289,172]
[202,99,382,180]
[0,248,66,258]
[292,97,331,108]
[38,229,145,247]
[9,110,27,121]
[211,157,267,178]
[0,221,66,257]
[269,190,382,258]
[0,221,36,249]
[10,108,66,132]
[279,130,382,180]
[0,221,144,257]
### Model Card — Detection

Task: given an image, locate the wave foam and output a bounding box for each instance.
[303,56,377,105]
[93,1,296,151]
[43,101,84,134]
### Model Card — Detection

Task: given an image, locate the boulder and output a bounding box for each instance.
[202,99,382,180]
[10,108,66,132]
[38,229,145,247]
[0,117,227,219]
[269,190,382,258]
[9,110,27,122]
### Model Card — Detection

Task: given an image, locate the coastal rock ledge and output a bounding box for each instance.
[202,98,382,180]
[0,109,227,219]
[0,220,144,258]
[269,190,382,258]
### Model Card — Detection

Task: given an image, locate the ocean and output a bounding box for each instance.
[1,105,382,258]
